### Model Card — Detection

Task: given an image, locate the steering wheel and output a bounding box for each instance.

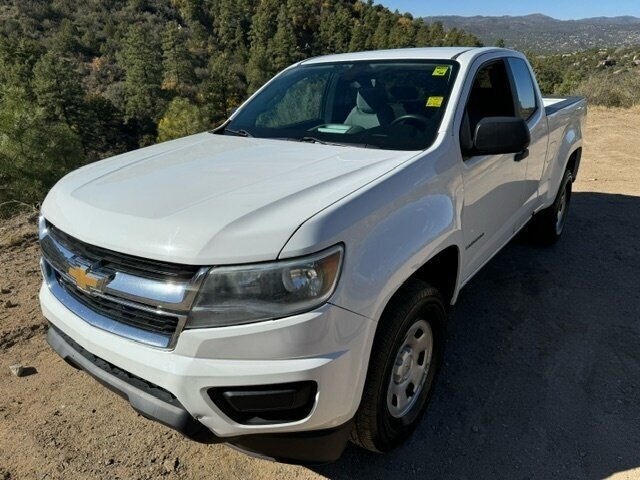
[391,114,430,128]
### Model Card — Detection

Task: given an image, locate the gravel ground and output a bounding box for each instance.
[1,106,639,479]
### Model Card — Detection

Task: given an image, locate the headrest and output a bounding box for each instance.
[356,86,387,114]
[390,85,419,101]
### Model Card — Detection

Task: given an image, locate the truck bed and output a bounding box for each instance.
[543,96,586,116]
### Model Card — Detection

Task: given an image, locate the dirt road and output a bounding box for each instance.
[1,107,639,479]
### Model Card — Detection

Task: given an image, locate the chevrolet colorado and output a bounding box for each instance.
[39,47,586,464]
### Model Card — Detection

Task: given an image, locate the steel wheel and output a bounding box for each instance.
[386,319,433,419]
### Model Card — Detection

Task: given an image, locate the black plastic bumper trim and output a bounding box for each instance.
[46,323,353,464]
[208,381,317,425]
[229,420,353,465]
[46,324,217,443]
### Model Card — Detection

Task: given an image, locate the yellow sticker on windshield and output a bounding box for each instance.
[426,96,444,108]
[433,66,449,76]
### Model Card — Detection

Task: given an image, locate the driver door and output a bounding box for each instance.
[460,59,530,281]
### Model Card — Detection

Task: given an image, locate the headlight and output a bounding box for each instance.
[187,245,344,328]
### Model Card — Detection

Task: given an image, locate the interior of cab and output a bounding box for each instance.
[343,82,395,130]
[224,60,459,151]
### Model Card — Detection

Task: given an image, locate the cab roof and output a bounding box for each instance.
[300,47,509,65]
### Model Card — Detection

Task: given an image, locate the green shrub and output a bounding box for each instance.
[157,97,209,142]
[576,71,640,108]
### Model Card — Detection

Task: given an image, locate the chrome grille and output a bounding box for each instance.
[46,221,199,281]
[40,219,208,349]
[56,273,181,336]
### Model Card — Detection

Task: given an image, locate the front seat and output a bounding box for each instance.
[389,85,420,115]
[344,86,394,129]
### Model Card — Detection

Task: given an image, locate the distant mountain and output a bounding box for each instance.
[425,14,640,53]
[585,16,640,25]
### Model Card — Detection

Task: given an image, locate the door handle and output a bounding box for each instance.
[514,149,529,162]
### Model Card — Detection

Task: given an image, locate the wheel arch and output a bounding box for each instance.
[374,244,461,327]
[409,245,460,308]
[565,147,582,181]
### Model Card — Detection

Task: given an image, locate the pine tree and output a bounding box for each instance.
[428,22,446,47]
[212,0,253,56]
[371,10,394,50]
[414,23,432,47]
[170,0,207,29]
[388,14,417,48]
[270,5,300,72]
[162,21,196,95]
[361,2,379,50]
[246,0,279,92]
[119,24,164,124]
[246,46,271,94]
[0,38,44,92]
[204,52,246,123]
[82,95,131,158]
[32,52,84,129]
[443,28,482,47]
[287,0,320,55]
[52,18,81,54]
[348,21,367,52]
[319,3,352,53]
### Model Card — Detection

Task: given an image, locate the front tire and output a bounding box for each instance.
[351,279,446,453]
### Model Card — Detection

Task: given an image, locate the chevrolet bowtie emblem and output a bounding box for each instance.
[67,265,110,292]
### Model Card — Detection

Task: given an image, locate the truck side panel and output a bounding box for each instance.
[538,98,587,207]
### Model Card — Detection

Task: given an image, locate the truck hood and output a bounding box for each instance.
[42,133,415,264]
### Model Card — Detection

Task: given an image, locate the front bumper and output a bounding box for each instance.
[40,283,375,463]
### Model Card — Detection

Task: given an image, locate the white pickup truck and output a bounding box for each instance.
[39,47,586,464]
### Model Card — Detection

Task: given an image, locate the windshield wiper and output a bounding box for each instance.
[224,127,253,137]
[300,136,349,147]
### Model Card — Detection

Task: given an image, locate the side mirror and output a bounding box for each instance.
[473,117,530,155]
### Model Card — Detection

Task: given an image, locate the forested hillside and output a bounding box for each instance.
[0,0,481,214]
[530,46,640,107]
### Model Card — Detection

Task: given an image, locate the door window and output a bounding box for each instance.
[507,58,538,120]
[460,60,516,154]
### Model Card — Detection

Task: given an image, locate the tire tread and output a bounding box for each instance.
[350,279,444,452]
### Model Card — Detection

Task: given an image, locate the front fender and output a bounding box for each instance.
[279,142,463,324]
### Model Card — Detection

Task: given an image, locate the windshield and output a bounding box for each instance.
[221,60,459,151]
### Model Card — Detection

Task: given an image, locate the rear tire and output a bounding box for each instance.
[351,279,446,453]
[528,169,573,246]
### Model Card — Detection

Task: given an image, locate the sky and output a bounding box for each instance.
[379,0,640,20]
